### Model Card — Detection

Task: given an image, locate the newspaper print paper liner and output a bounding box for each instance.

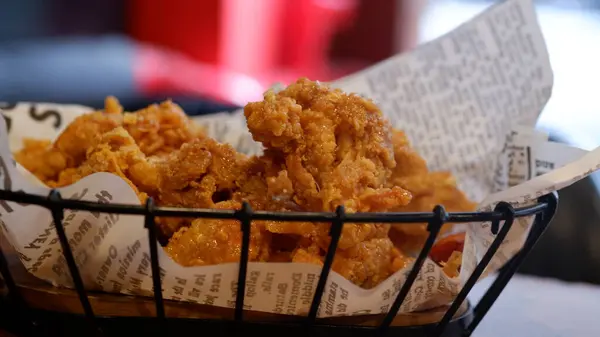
[0,0,598,318]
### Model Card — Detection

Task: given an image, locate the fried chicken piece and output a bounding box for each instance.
[390,172,476,253]
[227,156,323,239]
[14,97,205,186]
[15,98,209,236]
[244,78,412,250]
[315,222,392,251]
[53,110,124,165]
[165,201,271,266]
[233,155,311,212]
[13,89,474,289]
[331,238,412,288]
[160,150,315,239]
[389,130,429,178]
[290,244,323,265]
[153,137,250,235]
[122,99,205,157]
[153,139,307,237]
[248,157,402,250]
[15,110,123,183]
[14,139,68,184]
[104,96,124,114]
[388,130,477,253]
[157,138,247,205]
[244,78,411,213]
[264,221,316,238]
[292,238,412,288]
[49,127,159,202]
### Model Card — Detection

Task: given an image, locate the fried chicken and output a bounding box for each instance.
[15,109,123,183]
[157,138,246,206]
[122,99,205,157]
[49,127,158,203]
[14,139,68,184]
[244,78,411,213]
[13,79,476,289]
[165,200,271,266]
[154,137,250,236]
[292,238,412,288]
[388,130,477,253]
[14,96,205,186]
[244,79,412,256]
[237,78,420,287]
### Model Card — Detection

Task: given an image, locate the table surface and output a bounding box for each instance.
[469,274,600,337]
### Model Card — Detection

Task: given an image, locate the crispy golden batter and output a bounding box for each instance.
[244,79,413,265]
[49,127,158,202]
[165,201,271,266]
[244,78,411,213]
[16,111,123,183]
[390,176,476,253]
[331,238,412,288]
[14,139,68,183]
[14,96,205,186]
[292,238,412,288]
[122,99,205,157]
[13,79,476,288]
[388,130,477,253]
[154,137,250,236]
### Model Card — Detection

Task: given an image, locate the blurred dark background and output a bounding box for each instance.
[1,0,600,285]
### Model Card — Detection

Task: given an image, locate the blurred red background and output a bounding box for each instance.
[128,0,423,102]
[0,0,424,108]
[130,0,418,81]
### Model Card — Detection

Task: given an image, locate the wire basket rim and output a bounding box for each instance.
[0,189,547,223]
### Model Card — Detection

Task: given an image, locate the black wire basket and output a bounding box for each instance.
[0,188,559,337]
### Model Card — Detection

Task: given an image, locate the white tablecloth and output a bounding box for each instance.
[469,275,600,336]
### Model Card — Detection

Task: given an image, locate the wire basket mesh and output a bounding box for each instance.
[0,188,558,337]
